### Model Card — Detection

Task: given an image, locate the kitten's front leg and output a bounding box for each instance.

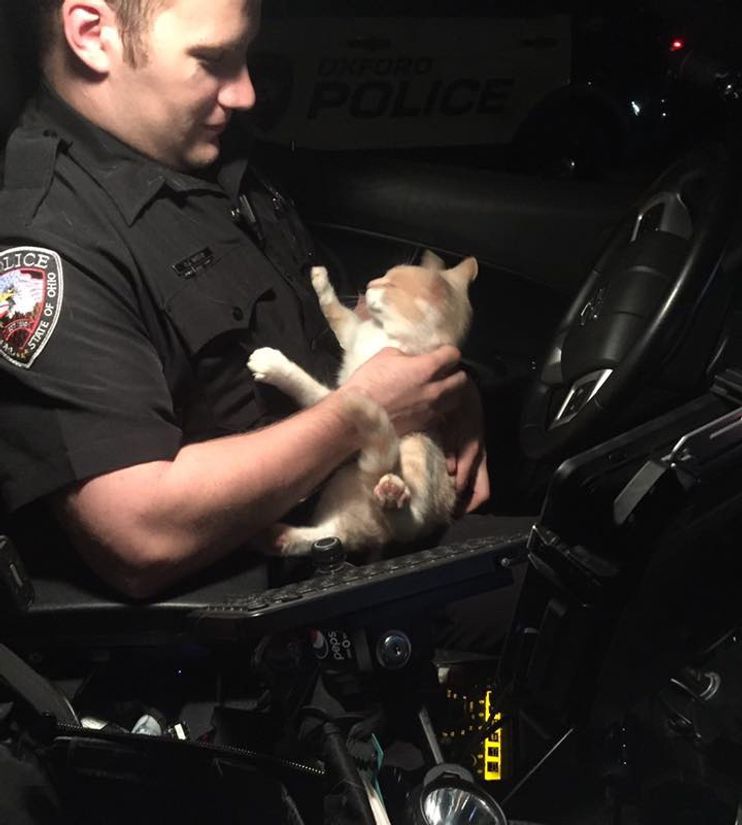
[248,347,330,408]
[311,266,359,351]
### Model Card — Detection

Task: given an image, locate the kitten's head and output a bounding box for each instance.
[364,251,478,351]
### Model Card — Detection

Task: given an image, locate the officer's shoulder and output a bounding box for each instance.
[0,126,63,222]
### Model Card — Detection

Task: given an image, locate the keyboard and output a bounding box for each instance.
[191,532,528,639]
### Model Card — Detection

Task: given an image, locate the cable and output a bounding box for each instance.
[321,720,377,825]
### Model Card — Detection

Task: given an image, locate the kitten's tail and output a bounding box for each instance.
[339,391,400,477]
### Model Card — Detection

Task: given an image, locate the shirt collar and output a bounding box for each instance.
[23,83,225,226]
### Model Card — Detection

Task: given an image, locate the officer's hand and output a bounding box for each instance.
[341,346,466,435]
[439,376,490,514]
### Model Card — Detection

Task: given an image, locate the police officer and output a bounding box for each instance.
[0,0,490,599]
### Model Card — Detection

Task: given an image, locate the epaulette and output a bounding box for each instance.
[1,129,61,225]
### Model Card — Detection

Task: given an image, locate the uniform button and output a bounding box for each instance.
[230,208,241,223]
[232,306,245,321]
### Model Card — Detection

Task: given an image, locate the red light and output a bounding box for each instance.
[669,37,686,53]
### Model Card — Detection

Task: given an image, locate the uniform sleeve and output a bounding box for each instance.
[0,240,182,514]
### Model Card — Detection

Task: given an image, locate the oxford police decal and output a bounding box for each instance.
[0,247,63,369]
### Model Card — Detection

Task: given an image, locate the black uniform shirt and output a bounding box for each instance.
[0,86,340,521]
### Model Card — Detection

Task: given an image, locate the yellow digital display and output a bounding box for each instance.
[483,690,503,781]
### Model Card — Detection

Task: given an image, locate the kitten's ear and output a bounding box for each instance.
[421,249,445,271]
[444,256,479,289]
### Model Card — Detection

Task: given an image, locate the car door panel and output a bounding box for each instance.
[287,156,640,370]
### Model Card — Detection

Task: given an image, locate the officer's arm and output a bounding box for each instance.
[54,347,466,600]
[54,390,366,599]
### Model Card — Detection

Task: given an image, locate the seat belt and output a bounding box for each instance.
[0,643,78,726]
[0,535,35,613]
[0,535,77,725]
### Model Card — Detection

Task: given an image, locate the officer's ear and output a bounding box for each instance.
[61,0,123,76]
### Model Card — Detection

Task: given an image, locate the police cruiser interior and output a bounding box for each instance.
[4,2,742,824]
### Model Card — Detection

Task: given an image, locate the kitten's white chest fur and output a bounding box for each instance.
[338,321,395,383]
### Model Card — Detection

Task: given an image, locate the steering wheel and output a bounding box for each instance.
[520,144,738,461]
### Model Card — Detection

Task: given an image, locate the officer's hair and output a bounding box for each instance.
[38,0,169,66]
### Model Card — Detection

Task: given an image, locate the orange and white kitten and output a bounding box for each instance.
[247,250,478,556]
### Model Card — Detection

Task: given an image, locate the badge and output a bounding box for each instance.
[0,247,64,369]
[172,246,214,279]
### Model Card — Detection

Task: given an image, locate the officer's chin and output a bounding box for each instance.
[184,140,222,171]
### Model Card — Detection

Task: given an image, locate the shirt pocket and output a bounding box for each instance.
[163,244,274,357]
[161,244,281,439]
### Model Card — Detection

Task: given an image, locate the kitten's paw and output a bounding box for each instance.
[247,347,289,383]
[254,524,311,557]
[310,266,330,291]
[310,266,335,304]
[251,524,288,556]
[374,473,411,510]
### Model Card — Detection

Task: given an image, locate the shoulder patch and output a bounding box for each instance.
[0,247,64,369]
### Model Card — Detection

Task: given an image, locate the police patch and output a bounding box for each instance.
[0,247,64,368]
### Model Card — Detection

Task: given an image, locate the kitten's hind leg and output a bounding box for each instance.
[248,347,330,407]
[268,524,340,557]
[311,266,359,351]
[374,473,411,510]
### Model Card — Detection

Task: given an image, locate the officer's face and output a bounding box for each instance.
[108,0,259,170]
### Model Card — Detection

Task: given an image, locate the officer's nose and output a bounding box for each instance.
[219,64,256,111]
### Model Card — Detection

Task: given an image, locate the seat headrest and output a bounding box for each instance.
[0,52,24,141]
[0,1,41,144]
